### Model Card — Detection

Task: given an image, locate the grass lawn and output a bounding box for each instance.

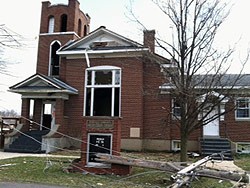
[234,154,250,171]
[0,151,246,188]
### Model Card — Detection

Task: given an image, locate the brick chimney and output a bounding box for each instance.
[143,30,155,53]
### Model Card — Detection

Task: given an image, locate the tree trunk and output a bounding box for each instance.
[180,129,188,162]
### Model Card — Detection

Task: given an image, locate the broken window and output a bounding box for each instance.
[85,66,121,117]
[60,14,67,32]
[49,41,60,76]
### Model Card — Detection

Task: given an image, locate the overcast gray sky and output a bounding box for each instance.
[0,0,249,113]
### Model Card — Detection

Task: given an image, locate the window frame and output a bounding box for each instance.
[60,14,68,32]
[171,140,181,152]
[172,98,181,119]
[48,40,61,77]
[48,16,55,33]
[84,66,121,117]
[235,98,250,120]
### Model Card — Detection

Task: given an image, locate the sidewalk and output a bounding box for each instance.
[0,182,69,188]
[0,150,78,160]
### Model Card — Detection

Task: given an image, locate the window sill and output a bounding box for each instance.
[235,118,250,121]
[83,116,122,120]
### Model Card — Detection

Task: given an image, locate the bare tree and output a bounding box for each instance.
[0,24,23,75]
[129,0,248,161]
[0,109,19,117]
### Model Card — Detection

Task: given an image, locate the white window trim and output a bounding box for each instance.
[48,40,61,76]
[235,98,250,120]
[84,66,121,117]
[236,142,250,154]
[172,98,181,120]
[48,16,55,33]
[171,140,181,151]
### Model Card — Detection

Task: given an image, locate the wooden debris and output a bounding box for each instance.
[95,153,249,187]
[95,153,180,173]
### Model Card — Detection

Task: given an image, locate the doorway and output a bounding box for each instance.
[203,106,219,137]
[41,102,55,131]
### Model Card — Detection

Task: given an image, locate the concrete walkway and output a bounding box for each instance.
[0,151,78,160]
[0,182,69,188]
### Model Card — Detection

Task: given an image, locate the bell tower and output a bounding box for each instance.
[36,0,90,77]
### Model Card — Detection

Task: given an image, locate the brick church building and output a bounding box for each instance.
[6,0,250,159]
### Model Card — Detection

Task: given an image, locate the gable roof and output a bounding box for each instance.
[9,73,78,95]
[160,74,250,91]
[57,26,148,56]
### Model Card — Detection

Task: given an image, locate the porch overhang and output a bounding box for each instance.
[20,92,71,100]
[9,73,78,100]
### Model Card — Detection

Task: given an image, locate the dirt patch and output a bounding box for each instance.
[204,160,250,188]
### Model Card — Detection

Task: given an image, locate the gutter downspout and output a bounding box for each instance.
[84,48,90,67]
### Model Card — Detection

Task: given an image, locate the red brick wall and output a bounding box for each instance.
[21,98,30,132]
[60,58,85,138]
[220,101,250,142]
[33,99,42,130]
[40,0,89,35]
[72,117,131,175]
[36,34,78,75]
[60,56,145,140]
[59,54,180,144]
[37,0,90,75]
[142,58,171,140]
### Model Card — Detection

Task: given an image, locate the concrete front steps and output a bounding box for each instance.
[200,137,233,160]
[4,130,49,153]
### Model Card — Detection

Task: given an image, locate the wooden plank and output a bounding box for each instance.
[95,153,180,172]
[176,155,211,175]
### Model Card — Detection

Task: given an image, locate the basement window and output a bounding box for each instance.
[237,142,250,154]
[172,140,181,152]
[85,66,121,117]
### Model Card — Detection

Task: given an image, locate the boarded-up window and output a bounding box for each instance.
[48,16,54,33]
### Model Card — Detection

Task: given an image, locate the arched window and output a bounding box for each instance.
[48,16,55,33]
[84,25,88,36]
[85,66,121,117]
[60,14,67,32]
[78,19,82,36]
[49,41,61,76]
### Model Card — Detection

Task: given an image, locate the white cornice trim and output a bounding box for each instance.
[40,32,79,37]
[12,75,61,90]
[57,48,149,56]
